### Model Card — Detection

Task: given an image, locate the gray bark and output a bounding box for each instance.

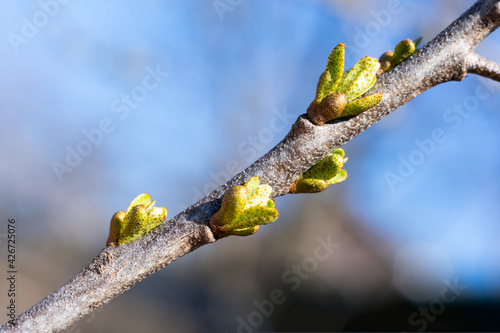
[2,0,500,331]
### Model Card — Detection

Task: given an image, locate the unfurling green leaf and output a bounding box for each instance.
[106,193,168,246]
[308,43,383,125]
[210,176,279,238]
[290,149,348,194]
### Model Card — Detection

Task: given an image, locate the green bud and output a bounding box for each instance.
[308,43,383,125]
[106,193,168,246]
[210,176,279,238]
[290,149,348,194]
[391,39,415,69]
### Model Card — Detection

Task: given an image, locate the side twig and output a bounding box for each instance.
[2,0,500,331]
[466,52,500,82]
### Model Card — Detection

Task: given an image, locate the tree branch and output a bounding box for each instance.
[2,0,500,331]
[467,52,500,82]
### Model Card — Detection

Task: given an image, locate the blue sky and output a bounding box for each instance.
[1,0,499,301]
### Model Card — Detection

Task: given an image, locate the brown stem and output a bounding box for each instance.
[2,0,500,331]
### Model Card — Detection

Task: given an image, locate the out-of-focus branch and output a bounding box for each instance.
[2,0,500,332]
[467,52,500,82]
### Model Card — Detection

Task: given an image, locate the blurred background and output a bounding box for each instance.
[1,0,500,332]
